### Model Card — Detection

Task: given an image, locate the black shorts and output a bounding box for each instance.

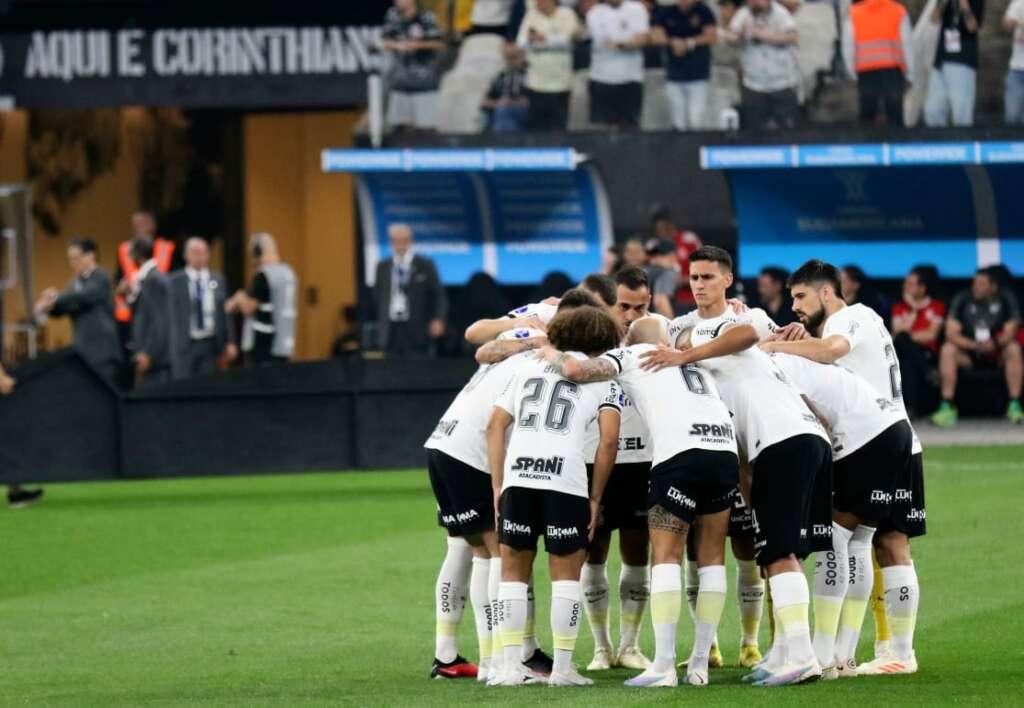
[751,434,833,566]
[589,80,643,127]
[587,462,651,532]
[833,421,913,523]
[648,449,739,526]
[499,486,590,556]
[427,449,494,537]
[728,487,756,539]
[877,451,927,538]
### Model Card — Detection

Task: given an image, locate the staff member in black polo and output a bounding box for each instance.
[374,223,447,357]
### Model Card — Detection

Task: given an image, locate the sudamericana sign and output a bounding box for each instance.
[0,25,385,109]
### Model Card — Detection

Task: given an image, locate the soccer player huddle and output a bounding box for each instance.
[424,247,925,688]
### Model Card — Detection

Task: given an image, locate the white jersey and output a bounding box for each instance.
[424,327,544,472]
[670,307,829,461]
[507,301,559,325]
[600,343,737,467]
[496,353,621,498]
[822,304,922,455]
[771,353,906,461]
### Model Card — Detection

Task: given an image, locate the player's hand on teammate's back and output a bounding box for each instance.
[640,344,690,371]
[726,297,749,314]
[769,322,808,342]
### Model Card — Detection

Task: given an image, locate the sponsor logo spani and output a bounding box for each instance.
[503,519,532,535]
[511,456,565,475]
[870,490,893,504]
[546,525,578,540]
[667,486,696,509]
[689,422,734,440]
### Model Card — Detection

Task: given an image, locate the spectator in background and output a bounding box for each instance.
[843,0,914,127]
[756,265,798,326]
[382,0,446,133]
[841,264,888,324]
[651,0,718,131]
[933,267,1022,426]
[587,0,650,129]
[602,244,625,275]
[891,265,946,417]
[226,233,298,367]
[643,238,680,317]
[650,204,702,312]
[518,0,581,131]
[374,223,448,358]
[724,0,800,130]
[1003,0,1024,124]
[34,238,122,383]
[924,0,984,127]
[128,238,172,388]
[482,45,529,132]
[469,0,517,37]
[621,237,648,268]
[168,238,236,380]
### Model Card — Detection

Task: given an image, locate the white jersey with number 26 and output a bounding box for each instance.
[822,304,922,454]
[495,352,621,499]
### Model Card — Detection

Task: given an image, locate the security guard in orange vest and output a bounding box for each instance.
[843,0,915,126]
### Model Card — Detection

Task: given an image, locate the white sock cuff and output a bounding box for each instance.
[736,559,762,584]
[472,556,490,569]
[769,571,809,608]
[499,581,529,602]
[551,580,581,601]
[620,563,650,584]
[881,564,918,589]
[831,522,854,546]
[697,565,727,594]
[447,536,471,549]
[652,563,682,591]
[852,524,877,544]
[582,563,608,582]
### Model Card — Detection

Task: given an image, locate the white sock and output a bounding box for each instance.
[882,564,919,661]
[690,565,727,673]
[522,581,539,660]
[435,536,472,662]
[551,580,582,674]
[736,559,764,647]
[650,563,682,673]
[836,524,875,664]
[684,559,699,621]
[770,571,815,666]
[763,607,787,670]
[499,581,529,670]
[618,563,650,652]
[580,563,612,652]
[470,557,492,673]
[487,558,503,673]
[812,523,853,666]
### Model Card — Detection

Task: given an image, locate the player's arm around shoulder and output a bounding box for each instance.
[535,346,619,383]
[760,332,850,363]
[475,335,548,364]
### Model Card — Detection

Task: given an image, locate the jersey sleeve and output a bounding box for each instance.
[506,302,557,324]
[600,347,629,375]
[494,373,518,415]
[823,307,866,352]
[741,308,779,341]
[599,380,624,413]
[668,313,697,345]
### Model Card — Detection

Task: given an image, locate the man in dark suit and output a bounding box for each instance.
[128,238,173,387]
[168,237,237,380]
[34,238,122,383]
[374,223,447,357]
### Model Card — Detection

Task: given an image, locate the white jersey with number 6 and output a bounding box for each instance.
[670,308,829,461]
[424,327,544,472]
[600,343,737,467]
[495,353,622,499]
[822,304,922,454]
[771,353,906,461]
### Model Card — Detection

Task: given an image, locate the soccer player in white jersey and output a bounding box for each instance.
[768,352,914,679]
[424,323,546,680]
[642,246,833,687]
[761,259,926,676]
[486,306,624,687]
[541,316,739,687]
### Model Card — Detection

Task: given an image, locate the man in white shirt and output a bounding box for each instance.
[587,0,650,128]
[486,305,623,687]
[642,246,832,687]
[168,238,235,380]
[762,259,925,676]
[518,0,581,131]
[723,0,800,129]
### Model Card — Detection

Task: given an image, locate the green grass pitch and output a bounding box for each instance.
[2,445,1023,705]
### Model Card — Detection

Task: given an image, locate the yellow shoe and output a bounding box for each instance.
[709,644,724,669]
[738,644,762,669]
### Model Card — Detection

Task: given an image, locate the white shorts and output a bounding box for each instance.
[387,90,439,129]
